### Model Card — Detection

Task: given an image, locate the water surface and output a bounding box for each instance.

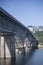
[0,49,43,65]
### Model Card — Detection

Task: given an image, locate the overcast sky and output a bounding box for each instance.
[0,0,43,27]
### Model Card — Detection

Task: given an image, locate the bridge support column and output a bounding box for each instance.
[0,34,15,58]
[0,36,4,58]
[4,35,15,58]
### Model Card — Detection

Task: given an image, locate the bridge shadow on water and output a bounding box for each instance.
[0,49,35,65]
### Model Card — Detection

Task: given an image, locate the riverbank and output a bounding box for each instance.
[38,45,43,48]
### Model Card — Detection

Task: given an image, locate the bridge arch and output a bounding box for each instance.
[0,7,38,58]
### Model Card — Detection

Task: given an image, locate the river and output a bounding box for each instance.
[0,49,43,65]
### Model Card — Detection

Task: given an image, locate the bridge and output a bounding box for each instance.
[0,7,38,58]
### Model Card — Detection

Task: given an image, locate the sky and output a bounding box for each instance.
[0,0,43,27]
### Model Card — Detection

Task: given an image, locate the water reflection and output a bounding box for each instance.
[0,49,43,65]
[16,49,35,65]
[26,49,43,65]
[0,58,16,65]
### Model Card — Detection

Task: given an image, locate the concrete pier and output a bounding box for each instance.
[0,35,15,58]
